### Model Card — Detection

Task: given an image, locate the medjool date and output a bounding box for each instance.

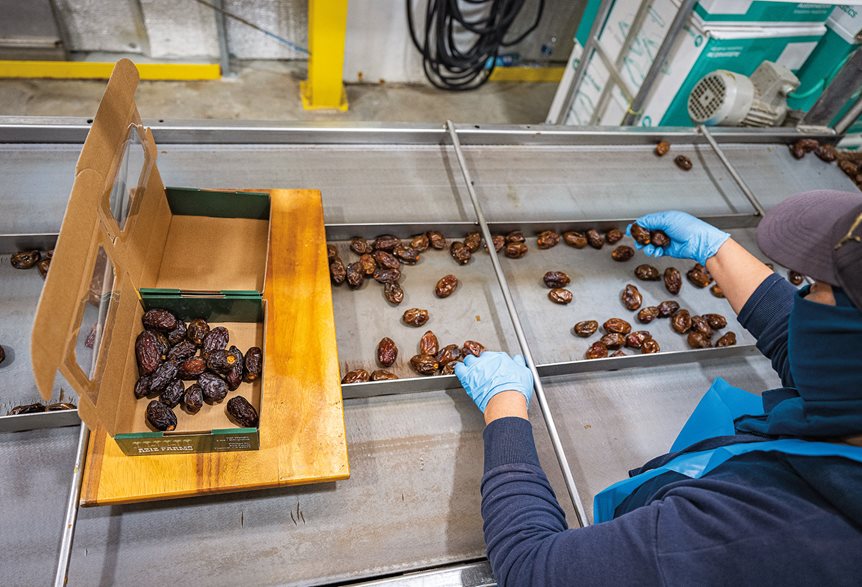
[183,383,203,413]
[142,308,177,332]
[440,362,458,375]
[373,250,400,270]
[815,144,837,162]
[573,320,598,337]
[603,318,632,334]
[637,306,659,323]
[437,344,462,367]
[199,372,228,402]
[394,245,420,265]
[563,231,588,248]
[342,369,370,384]
[8,403,46,415]
[600,332,625,349]
[674,155,693,171]
[410,354,439,375]
[419,330,439,356]
[410,233,430,252]
[207,347,239,375]
[46,402,76,411]
[428,231,447,249]
[464,232,482,252]
[153,331,170,356]
[664,267,682,294]
[536,230,560,249]
[167,340,197,362]
[186,318,210,346]
[641,339,661,354]
[167,320,187,346]
[543,271,571,288]
[449,241,472,265]
[630,223,651,246]
[225,346,244,391]
[37,258,50,278]
[383,282,404,305]
[462,340,485,357]
[227,396,259,428]
[625,330,651,349]
[710,284,725,298]
[372,267,401,284]
[548,288,573,304]
[178,356,206,380]
[687,331,712,349]
[373,235,400,251]
[134,374,152,399]
[488,235,505,252]
[838,159,859,176]
[504,242,528,258]
[350,237,370,255]
[655,141,670,156]
[149,360,179,394]
[202,326,229,359]
[586,229,604,249]
[136,331,164,375]
[243,347,263,382]
[346,262,365,288]
[788,270,804,286]
[371,370,399,381]
[505,231,525,244]
[160,379,184,408]
[327,244,338,261]
[658,300,680,318]
[435,274,459,298]
[621,284,643,311]
[702,313,727,329]
[146,401,176,431]
[687,265,711,288]
[671,309,692,334]
[635,264,660,281]
[10,250,40,269]
[691,316,713,337]
[716,332,737,347]
[611,245,635,262]
[605,228,624,244]
[790,138,819,159]
[377,337,398,367]
[402,308,430,327]
[359,253,377,275]
[650,230,670,247]
[585,342,608,359]
[330,257,347,285]
[610,350,626,357]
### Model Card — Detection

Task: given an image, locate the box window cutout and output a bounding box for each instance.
[108,125,152,235]
[74,247,116,398]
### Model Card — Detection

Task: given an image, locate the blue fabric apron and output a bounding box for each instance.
[593,378,862,523]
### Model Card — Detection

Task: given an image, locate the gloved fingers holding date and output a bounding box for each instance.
[454,351,534,413]
[626,210,730,265]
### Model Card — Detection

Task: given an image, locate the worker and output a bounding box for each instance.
[454,190,862,585]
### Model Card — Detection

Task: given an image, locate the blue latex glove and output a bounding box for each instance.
[626,210,730,265]
[454,351,534,413]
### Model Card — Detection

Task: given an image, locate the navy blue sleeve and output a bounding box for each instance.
[737,273,797,387]
[481,418,661,586]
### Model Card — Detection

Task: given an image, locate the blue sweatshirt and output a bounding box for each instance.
[481,275,862,586]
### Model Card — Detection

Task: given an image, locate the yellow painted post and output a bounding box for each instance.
[300,0,349,111]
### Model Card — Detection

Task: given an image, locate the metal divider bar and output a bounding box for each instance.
[698,125,767,218]
[445,120,590,528]
[54,423,89,587]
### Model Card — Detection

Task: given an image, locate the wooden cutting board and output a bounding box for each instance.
[80,189,349,506]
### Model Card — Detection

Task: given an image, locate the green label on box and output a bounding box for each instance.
[165,187,270,220]
[139,292,263,322]
[115,430,260,456]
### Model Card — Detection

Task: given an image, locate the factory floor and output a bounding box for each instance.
[0,60,558,123]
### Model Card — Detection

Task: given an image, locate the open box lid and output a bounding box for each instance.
[30,59,181,432]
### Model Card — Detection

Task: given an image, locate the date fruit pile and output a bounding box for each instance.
[9,249,52,278]
[790,138,862,192]
[134,309,263,431]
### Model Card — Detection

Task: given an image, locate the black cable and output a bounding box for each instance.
[407,0,545,91]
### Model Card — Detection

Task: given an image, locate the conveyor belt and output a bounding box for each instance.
[0,122,858,586]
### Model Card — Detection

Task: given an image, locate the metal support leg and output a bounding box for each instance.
[301,0,349,111]
[213,0,232,78]
[801,48,862,130]
[622,0,696,126]
[698,125,766,218]
[54,424,89,587]
[446,121,590,528]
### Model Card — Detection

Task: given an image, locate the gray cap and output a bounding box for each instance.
[756,190,862,287]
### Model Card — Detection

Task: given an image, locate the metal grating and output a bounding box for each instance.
[689,74,727,123]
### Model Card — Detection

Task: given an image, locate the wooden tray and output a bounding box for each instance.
[80,189,349,505]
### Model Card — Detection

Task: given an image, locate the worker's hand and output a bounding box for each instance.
[627,210,730,265]
[454,352,533,413]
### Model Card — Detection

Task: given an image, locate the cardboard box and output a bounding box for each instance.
[31,59,272,456]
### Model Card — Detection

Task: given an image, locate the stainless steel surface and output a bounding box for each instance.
[834,92,862,136]
[351,560,493,587]
[698,125,766,218]
[552,0,614,125]
[621,0,697,126]
[55,424,88,587]
[0,409,79,433]
[801,48,862,130]
[447,120,590,528]
[213,0,232,77]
